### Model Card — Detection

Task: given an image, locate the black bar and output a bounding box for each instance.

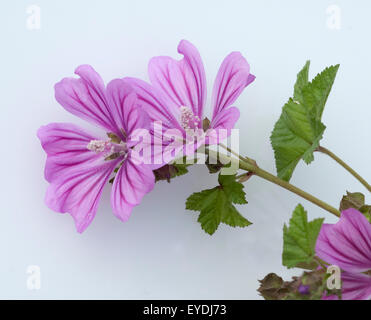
[0,300,365,318]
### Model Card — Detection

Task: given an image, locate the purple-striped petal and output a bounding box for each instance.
[316,208,371,273]
[111,157,155,221]
[38,123,120,233]
[211,52,254,120]
[37,123,101,182]
[123,77,181,131]
[54,65,119,136]
[46,158,119,233]
[211,106,240,130]
[206,107,240,145]
[340,272,371,300]
[322,271,371,300]
[148,40,206,120]
[106,79,150,139]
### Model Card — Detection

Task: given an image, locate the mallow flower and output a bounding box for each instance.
[315,208,371,300]
[124,39,255,161]
[38,65,155,233]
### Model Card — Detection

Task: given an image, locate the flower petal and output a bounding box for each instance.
[106,79,150,139]
[148,40,206,120]
[45,157,119,233]
[122,78,188,167]
[55,65,118,135]
[38,122,120,233]
[341,272,371,300]
[111,157,155,221]
[211,52,254,120]
[123,77,181,131]
[322,271,371,300]
[211,106,240,130]
[316,208,371,273]
[205,107,240,145]
[37,123,100,182]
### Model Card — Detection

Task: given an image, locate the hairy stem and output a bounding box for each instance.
[206,148,340,217]
[317,146,371,193]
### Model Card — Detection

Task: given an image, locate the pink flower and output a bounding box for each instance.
[124,39,255,157]
[316,208,371,300]
[38,65,155,233]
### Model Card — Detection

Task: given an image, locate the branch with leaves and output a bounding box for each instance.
[155,61,371,300]
[39,40,370,300]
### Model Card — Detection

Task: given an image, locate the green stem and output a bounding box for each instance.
[206,148,340,218]
[219,143,256,165]
[317,146,371,193]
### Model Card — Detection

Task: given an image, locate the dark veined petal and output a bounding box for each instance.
[322,271,371,300]
[211,52,255,120]
[123,77,181,131]
[210,106,240,130]
[206,107,240,145]
[54,65,120,136]
[111,157,155,222]
[37,122,119,233]
[37,123,101,182]
[45,157,120,233]
[148,39,207,120]
[316,208,371,273]
[106,78,150,139]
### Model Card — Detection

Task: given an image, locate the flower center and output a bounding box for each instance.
[87,139,128,160]
[180,106,200,130]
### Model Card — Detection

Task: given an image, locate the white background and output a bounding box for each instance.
[0,0,370,299]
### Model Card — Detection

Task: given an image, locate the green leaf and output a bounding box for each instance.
[270,62,339,181]
[282,204,324,269]
[218,174,248,204]
[196,189,225,234]
[186,174,251,235]
[293,60,310,104]
[302,65,340,122]
[221,203,251,228]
